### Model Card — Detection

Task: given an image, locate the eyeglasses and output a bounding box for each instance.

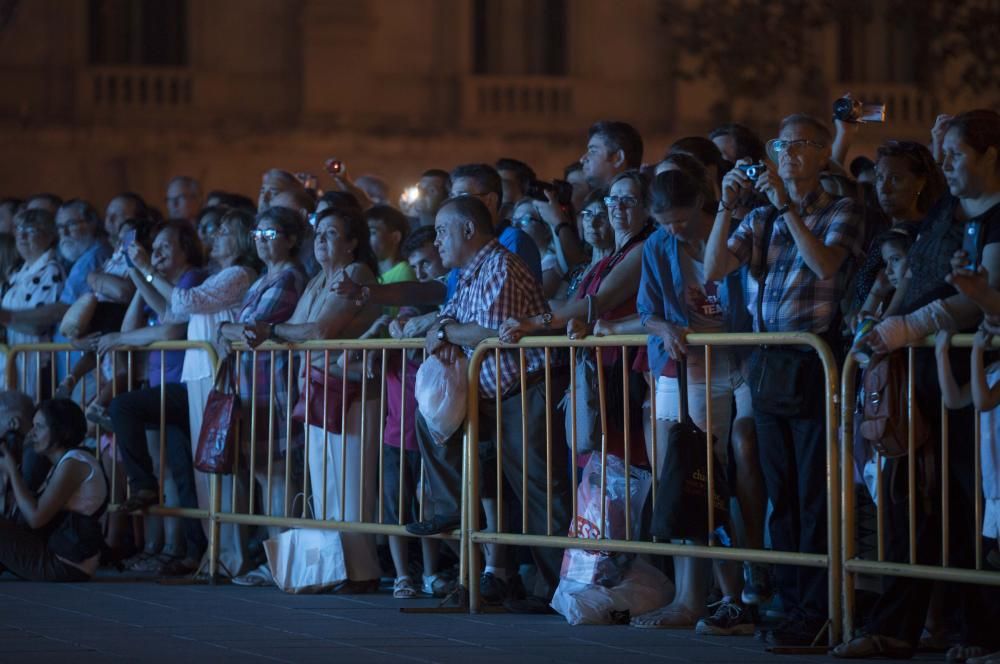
[603,195,640,209]
[766,138,827,161]
[14,225,44,237]
[577,209,607,222]
[56,219,86,233]
[251,228,284,241]
[512,214,544,229]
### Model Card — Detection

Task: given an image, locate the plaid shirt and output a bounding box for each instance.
[236,265,307,455]
[728,190,862,333]
[440,239,549,399]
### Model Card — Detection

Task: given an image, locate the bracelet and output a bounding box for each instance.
[717,201,734,213]
[776,204,790,217]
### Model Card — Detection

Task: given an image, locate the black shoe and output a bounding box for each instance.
[405,513,460,536]
[503,595,554,614]
[696,600,758,636]
[765,613,827,647]
[480,572,508,605]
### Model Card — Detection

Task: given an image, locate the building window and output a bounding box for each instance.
[473,0,567,76]
[88,0,188,67]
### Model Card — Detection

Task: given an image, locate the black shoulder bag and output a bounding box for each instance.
[746,209,826,418]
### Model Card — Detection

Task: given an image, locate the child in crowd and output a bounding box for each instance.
[857,228,916,323]
[935,262,1000,573]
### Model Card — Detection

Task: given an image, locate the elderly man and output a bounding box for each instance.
[405,195,570,609]
[56,200,113,307]
[706,113,863,646]
[166,176,202,222]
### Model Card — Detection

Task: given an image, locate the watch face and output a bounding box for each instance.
[437,327,447,340]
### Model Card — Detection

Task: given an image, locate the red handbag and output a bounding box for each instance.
[291,366,358,433]
[195,357,240,474]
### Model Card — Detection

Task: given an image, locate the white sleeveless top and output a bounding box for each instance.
[56,449,108,516]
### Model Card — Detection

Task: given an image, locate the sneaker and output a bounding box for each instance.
[741,563,773,605]
[696,599,758,636]
[479,572,508,605]
[393,576,419,599]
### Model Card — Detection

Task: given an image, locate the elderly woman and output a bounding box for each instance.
[500,171,653,465]
[246,205,383,592]
[218,206,307,584]
[134,208,259,577]
[0,399,108,581]
[0,209,66,399]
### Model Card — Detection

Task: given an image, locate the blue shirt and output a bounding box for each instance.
[636,226,752,378]
[59,240,113,305]
[445,225,542,301]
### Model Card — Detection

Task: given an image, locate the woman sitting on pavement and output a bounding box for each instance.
[0,399,108,581]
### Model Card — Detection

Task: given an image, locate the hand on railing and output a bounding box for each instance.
[565,318,588,340]
[242,322,270,349]
[498,317,536,343]
[95,332,123,355]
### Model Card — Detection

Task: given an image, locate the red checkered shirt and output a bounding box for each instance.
[440,239,549,398]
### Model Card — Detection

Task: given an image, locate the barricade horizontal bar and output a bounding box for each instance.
[844,559,1000,586]
[139,506,211,520]
[228,339,425,352]
[211,512,459,539]
[469,532,829,568]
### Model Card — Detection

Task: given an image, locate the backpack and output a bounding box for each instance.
[859,351,929,458]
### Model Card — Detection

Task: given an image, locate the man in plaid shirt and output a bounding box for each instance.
[407,195,570,607]
[705,114,863,646]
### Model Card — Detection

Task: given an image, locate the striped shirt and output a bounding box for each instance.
[728,190,863,334]
[440,239,549,398]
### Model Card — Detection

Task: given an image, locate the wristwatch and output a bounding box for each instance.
[144,271,155,284]
[541,312,553,329]
[436,323,449,342]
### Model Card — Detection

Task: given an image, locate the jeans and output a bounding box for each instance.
[110,383,206,559]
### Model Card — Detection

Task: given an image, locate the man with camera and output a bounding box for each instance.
[705,113,863,646]
[0,391,48,521]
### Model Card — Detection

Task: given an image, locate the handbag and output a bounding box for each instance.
[649,355,730,543]
[859,351,928,458]
[291,366,358,434]
[560,348,603,455]
[747,206,824,418]
[194,356,240,474]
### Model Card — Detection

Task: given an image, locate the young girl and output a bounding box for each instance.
[857,228,916,323]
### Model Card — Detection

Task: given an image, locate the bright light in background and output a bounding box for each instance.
[400,185,420,207]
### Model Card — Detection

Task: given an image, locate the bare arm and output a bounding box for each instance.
[935,331,972,409]
[88,272,135,303]
[1,302,69,335]
[971,332,1000,411]
[1,453,89,529]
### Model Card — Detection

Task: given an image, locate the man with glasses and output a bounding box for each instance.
[705,113,863,646]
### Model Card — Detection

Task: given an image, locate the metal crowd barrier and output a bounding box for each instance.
[4,341,223,575]
[213,340,466,589]
[465,332,843,644]
[840,335,1000,639]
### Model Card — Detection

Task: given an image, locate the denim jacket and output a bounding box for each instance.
[637,226,752,378]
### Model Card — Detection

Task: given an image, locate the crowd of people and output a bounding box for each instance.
[0,99,998,661]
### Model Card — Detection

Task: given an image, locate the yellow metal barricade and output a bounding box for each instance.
[4,341,223,576]
[466,332,843,644]
[841,335,1000,640]
[212,339,467,591]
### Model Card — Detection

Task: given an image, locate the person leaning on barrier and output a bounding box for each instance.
[629,169,758,634]
[835,110,1000,661]
[406,195,571,609]
[0,399,108,581]
[705,113,864,647]
[246,204,384,593]
[99,220,210,576]
[0,208,66,398]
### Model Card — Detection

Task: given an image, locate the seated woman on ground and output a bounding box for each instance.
[0,399,108,581]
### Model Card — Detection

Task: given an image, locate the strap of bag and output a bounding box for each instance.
[677,354,690,425]
[754,207,781,334]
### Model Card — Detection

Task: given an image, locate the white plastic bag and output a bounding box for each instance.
[415,354,468,445]
[264,528,348,594]
[550,558,674,625]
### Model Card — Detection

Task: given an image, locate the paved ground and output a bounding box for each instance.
[0,576,935,664]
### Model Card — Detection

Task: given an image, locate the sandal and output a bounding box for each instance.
[119,489,158,513]
[393,576,418,599]
[831,634,914,659]
[630,604,701,629]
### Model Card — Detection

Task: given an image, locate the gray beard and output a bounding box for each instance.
[59,238,93,263]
